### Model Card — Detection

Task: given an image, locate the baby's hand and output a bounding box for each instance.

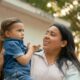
[27,43,41,52]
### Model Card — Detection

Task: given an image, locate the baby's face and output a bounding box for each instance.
[5,22,24,40]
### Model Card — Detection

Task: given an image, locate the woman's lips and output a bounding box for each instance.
[43,40,49,45]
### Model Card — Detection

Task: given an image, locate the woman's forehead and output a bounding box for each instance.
[48,26,60,32]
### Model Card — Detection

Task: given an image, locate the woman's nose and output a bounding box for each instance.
[44,34,50,39]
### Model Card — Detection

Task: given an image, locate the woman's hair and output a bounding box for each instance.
[50,23,80,72]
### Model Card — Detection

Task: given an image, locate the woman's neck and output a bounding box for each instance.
[44,49,60,65]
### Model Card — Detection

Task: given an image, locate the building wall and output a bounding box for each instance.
[0,4,52,46]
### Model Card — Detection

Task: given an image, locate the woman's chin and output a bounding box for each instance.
[43,46,49,50]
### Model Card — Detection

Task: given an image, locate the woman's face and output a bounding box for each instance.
[43,26,66,51]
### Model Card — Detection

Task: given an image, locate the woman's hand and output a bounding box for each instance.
[0,49,4,71]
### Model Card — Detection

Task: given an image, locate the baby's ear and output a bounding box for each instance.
[5,31,10,37]
[61,40,67,47]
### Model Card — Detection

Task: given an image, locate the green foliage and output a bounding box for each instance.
[25,0,54,14]
[57,0,71,8]
[25,0,71,12]
[24,0,80,31]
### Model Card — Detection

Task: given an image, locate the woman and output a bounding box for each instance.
[31,23,80,80]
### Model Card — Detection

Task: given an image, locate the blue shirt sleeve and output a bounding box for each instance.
[4,41,24,58]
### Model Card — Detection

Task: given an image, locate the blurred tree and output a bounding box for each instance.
[24,0,54,14]
[24,0,80,31]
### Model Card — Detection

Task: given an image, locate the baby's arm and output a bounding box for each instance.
[16,43,40,65]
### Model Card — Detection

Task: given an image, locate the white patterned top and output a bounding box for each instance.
[31,51,80,80]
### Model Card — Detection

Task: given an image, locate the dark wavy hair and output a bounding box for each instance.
[51,23,80,72]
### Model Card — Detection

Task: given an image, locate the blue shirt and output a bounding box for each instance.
[3,38,31,80]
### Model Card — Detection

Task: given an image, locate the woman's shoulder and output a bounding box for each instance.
[33,50,44,57]
[63,60,80,80]
[31,50,44,60]
[66,60,80,71]
[63,60,79,72]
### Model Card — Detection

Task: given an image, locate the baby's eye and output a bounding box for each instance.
[17,29,24,32]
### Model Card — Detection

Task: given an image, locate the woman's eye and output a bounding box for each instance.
[50,32,55,36]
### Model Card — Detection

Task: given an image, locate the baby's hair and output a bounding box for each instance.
[1,17,22,35]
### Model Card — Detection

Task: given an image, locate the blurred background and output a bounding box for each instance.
[0,0,80,60]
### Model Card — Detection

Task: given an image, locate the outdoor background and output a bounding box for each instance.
[0,0,80,60]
